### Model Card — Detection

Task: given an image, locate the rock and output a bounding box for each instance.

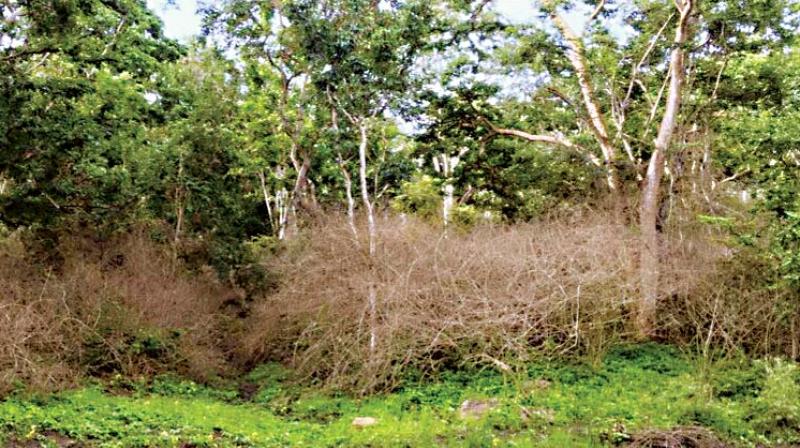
[459,399,499,419]
[523,378,552,393]
[520,407,555,424]
[351,417,378,428]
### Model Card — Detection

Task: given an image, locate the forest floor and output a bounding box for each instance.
[1,344,799,447]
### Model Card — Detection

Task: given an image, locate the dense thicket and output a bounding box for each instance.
[2,0,800,393]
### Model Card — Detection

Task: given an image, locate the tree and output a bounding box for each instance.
[292,0,442,352]
[144,48,269,271]
[438,0,800,335]
[203,0,330,239]
[1,0,183,232]
[638,0,694,335]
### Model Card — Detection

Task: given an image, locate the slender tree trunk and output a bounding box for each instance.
[257,171,276,231]
[276,187,289,240]
[357,121,378,353]
[339,161,359,241]
[175,201,184,244]
[443,184,454,230]
[358,123,377,258]
[174,156,186,244]
[548,6,619,192]
[292,154,317,212]
[638,0,693,337]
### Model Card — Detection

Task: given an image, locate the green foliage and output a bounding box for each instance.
[715,46,800,292]
[3,3,800,446]
[750,359,800,443]
[3,345,800,446]
[1,0,183,231]
[708,360,766,399]
[414,84,600,221]
[392,175,442,220]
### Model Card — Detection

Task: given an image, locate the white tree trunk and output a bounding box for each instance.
[436,149,467,231]
[638,0,693,337]
[276,187,289,241]
[548,7,619,191]
[258,171,275,231]
[442,184,454,229]
[339,162,359,241]
[357,122,378,353]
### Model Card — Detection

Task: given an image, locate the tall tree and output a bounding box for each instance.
[203,0,328,239]
[638,0,694,335]
[289,0,442,352]
[434,0,700,335]
[1,0,182,231]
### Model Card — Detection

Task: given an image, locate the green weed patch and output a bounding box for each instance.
[2,345,798,447]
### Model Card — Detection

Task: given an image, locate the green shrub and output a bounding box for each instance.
[750,358,800,443]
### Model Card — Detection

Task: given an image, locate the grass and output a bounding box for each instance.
[2,344,799,447]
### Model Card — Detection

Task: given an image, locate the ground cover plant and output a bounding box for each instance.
[2,344,800,447]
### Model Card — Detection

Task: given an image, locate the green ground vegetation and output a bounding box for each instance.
[2,344,799,447]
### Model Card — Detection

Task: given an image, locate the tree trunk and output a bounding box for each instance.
[443,184,454,229]
[548,6,619,192]
[174,156,186,244]
[258,171,276,232]
[339,161,359,241]
[292,154,317,212]
[638,0,693,337]
[276,187,289,240]
[357,121,378,353]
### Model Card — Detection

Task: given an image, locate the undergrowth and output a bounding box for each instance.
[2,344,799,447]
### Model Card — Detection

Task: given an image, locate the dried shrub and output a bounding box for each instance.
[0,230,233,396]
[627,426,728,448]
[660,246,799,359]
[0,235,77,394]
[244,209,721,392]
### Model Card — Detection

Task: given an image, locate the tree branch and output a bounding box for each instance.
[586,0,606,26]
[621,13,674,113]
[486,120,602,168]
[545,1,618,189]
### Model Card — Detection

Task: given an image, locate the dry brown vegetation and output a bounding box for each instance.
[0,229,233,395]
[627,426,728,448]
[242,209,741,392]
[1,208,796,396]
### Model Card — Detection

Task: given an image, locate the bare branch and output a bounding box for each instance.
[469,0,493,22]
[487,121,603,168]
[644,65,672,134]
[101,17,127,57]
[621,13,674,112]
[586,0,606,27]
[718,168,750,185]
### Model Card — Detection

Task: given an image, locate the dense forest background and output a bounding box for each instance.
[2,0,800,400]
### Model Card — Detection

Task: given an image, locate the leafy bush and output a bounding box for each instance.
[750,359,800,443]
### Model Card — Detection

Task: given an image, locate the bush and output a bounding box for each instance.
[750,358,800,443]
[243,209,721,393]
[0,229,234,396]
[660,246,798,358]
